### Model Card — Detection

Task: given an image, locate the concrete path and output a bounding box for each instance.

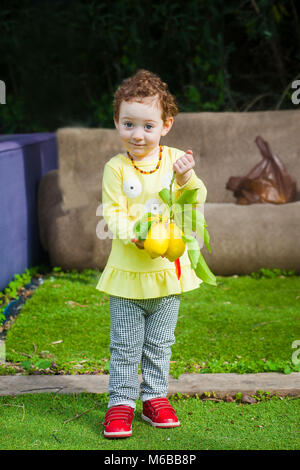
[1,373,300,397]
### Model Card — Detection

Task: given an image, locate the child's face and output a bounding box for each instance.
[114,96,173,159]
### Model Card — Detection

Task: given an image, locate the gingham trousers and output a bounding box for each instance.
[108,294,181,409]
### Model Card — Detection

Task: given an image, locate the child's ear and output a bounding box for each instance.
[161,117,174,136]
[114,118,119,130]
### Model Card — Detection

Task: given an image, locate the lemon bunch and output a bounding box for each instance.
[144,220,186,261]
[132,171,217,287]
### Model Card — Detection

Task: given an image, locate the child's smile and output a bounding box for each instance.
[114,96,173,161]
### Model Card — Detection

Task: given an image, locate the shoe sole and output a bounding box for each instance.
[141,414,180,428]
[104,429,132,438]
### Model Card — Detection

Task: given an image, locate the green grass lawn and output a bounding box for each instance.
[0,393,299,450]
[1,268,300,376]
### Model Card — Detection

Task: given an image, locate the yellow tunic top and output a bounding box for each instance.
[96,145,207,299]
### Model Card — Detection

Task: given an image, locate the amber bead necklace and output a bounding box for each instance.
[127,145,162,175]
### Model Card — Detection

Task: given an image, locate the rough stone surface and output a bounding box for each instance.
[0,373,299,397]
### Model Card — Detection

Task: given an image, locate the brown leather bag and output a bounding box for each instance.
[226,136,297,204]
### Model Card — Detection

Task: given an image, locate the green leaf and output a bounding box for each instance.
[134,220,152,240]
[185,237,200,269]
[203,227,212,253]
[159,188,174,206]
[194,252,217,286]
[133,212,155,240]
[34,359,51,370]
[173,204,183,230]
[182,234,194,243]
[186,206,206,239]
[176,188,199,206]
[134,212,152,227]
[21,360,33,370]
[173,204,208,247]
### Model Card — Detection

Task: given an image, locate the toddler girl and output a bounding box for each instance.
[96,69,207,438]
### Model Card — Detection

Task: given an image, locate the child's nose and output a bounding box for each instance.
[132,127,144,140]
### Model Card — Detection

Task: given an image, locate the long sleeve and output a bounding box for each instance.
[101,164,136,245]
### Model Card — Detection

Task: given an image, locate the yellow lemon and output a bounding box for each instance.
[164,223,186,262]
[144,222,169,259]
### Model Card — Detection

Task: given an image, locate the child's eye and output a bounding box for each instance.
[124,122,133,128]
[145,124,153,130]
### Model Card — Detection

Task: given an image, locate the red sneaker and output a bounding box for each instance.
[142,398,180,428]
[103,405,134,438]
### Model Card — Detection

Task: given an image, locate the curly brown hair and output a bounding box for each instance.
[113,69,179,124]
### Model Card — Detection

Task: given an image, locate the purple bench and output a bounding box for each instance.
[0,133,58,291]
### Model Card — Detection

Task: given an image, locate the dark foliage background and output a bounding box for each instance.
[0,0,299,133]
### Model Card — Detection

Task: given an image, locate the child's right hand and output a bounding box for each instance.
[132,239,145,249]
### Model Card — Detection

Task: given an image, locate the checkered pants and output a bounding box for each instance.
[108,294,181,410]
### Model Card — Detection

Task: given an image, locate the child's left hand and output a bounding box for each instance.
[173,149,195,185]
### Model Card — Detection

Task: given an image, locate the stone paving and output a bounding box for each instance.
[1,372,300,397]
